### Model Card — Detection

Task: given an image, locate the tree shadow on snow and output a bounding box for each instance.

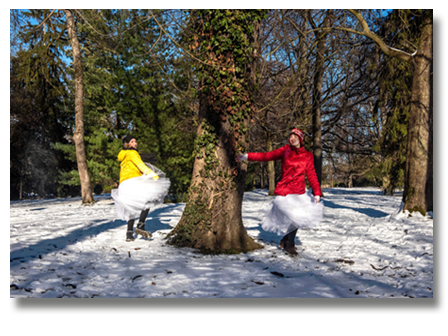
[10,219,126,266]
[324,200,389,218]
[245,221,303,247]
[10,194,112,207]
[140,204,184,233]
[10,204,182,268]
[324,188,383,196]
[270,261,402,298]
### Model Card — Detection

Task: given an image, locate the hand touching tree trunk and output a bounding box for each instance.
[166,10,266,253]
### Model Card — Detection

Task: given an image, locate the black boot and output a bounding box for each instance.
[126,230,135,242]
[282,228,298,256]
[279,236,287,249]
[135,221,152,239]
[284,240,298,256]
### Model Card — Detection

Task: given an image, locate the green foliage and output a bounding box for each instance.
[190,9,267,154]
[194,120,220,172]
[368,10,420,195]
[10,14,74,199]
[47,10,195,200]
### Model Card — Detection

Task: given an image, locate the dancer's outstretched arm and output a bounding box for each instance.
[236,145,287,162]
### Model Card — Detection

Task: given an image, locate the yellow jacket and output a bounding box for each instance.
[118,149,158,184]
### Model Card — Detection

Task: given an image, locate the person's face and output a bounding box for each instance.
[129,138,137,149]
[289,133,300,148]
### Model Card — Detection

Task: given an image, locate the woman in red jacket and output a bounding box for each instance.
[237,128,323,255]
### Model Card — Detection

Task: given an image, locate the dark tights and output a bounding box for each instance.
[127,208,150,231]
[283,228,298,245]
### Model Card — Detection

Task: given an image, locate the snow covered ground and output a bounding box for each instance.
[10,188,433,298]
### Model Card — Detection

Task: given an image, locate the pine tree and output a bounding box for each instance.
[10,11,73,199]
[335,9,433,214]
[57,10,196,199]
[372,53,413,195]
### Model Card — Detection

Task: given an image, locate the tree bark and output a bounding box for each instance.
[19,174,23,200]
[403,12,432,215]
[329,160,333,188]
[64,9,94,204]
[348,172,353,188]
[266,133,276,196]
[166,10,263,253]
[167,94,261,252]
[426,28,433,213]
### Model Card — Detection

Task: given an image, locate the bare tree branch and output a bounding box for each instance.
[33,9,57,31]
[344,9,417,62]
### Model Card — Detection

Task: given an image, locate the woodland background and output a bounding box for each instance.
[9,9,433,250]
[10,10,432,222]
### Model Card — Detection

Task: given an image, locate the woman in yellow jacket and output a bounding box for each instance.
[112,135,170,242]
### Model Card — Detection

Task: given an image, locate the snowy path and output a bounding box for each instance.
[10,188,433,298]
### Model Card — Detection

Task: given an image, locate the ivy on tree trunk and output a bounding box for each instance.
[167,10,267,253]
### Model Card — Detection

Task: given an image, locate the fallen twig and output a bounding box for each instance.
[370,264,388,271]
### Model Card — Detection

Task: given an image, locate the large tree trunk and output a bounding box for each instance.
[309,10,332,185]
[167,95,261,252]
[266,133,276,196]
[402,13,432,215]
[166,10,264,253]
[64,9,94,204]
[425,18,433,213]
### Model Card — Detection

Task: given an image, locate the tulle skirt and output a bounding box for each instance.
[111,163,170,222]
[261,191,324,236]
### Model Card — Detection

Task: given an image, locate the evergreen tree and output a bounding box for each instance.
[371,54,413,195]
[334,9,433,214]
[54,10,195,199]
[10,11,73,199]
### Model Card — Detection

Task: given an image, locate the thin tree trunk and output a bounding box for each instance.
[64,9,94,204]
[348,172,353,188]
[310,10,332,185]
[403,13,432,215]
[19,174,23,200]
[330,162,333,188]
[294,10,310,119]
[266,133,275,196]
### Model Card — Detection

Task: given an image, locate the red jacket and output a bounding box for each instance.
[248,145,322,197]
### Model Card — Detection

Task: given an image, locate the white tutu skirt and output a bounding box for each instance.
[111,163,170,222]
[261,191,324,236]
